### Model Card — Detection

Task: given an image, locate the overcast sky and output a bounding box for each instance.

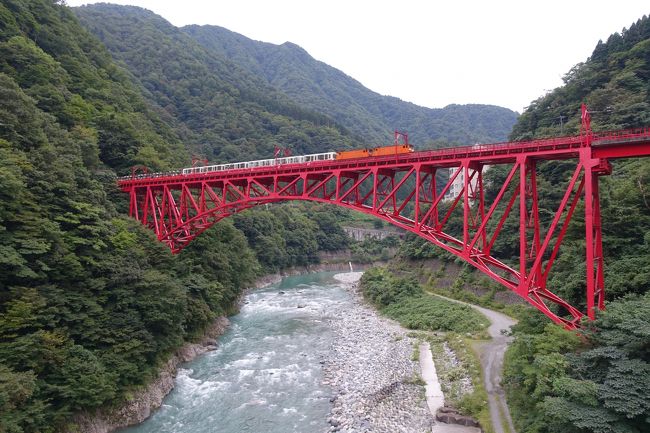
[67,0,648,113]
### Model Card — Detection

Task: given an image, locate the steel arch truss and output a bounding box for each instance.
[124,147,612,329]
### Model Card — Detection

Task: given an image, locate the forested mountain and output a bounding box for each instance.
[0,1,348,431]
[0,2,187,173]
[74,3,358,164]
[183,24,519,146]
[71,3,516,152]
[0,0,254,430]
[497,16,650,433]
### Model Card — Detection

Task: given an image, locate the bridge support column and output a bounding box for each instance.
[581,148,606,320]
[518,156,528,287]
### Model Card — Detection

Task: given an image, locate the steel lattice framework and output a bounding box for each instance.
[118,110,650,328]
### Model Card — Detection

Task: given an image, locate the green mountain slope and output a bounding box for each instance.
[0,2,350,432]
[499,15,650,433]
[0,0,257,430]
[183,24,519,146]
[511,16,650,139]
[0,1,188,172]
[74,4,358,163]
[503,16,650,307]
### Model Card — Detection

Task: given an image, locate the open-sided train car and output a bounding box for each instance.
[178,137,414,176]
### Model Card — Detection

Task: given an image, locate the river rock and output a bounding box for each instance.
[436,406,482,428]
[322,273,433,433]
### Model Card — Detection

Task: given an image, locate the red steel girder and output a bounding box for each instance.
[119,125,650,328]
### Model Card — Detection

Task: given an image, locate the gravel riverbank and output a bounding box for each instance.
[323,272,433,433]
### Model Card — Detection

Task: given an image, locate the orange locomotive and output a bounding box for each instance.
[369,144,413,157]
[335,131,413,160]
[335,148,371,160]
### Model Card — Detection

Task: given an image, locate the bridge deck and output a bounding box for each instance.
[118,127,650,190]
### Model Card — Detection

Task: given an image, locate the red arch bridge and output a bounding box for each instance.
[118,111,650,329]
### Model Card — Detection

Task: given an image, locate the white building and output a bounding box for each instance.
[442,164,490,202]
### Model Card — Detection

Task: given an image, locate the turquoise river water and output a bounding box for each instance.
[121,272,351,433]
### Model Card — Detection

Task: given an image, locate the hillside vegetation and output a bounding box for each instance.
[360,267,489,335]
[382,15,650,433]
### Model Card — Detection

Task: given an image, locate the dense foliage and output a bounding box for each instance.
[389,16,650,433]
[0,2,348,432]
[396,14,650,316]
[0,1,261,431]
[0,1,186,173]
[349,235,398,264]
[499,16,650,433]
[360,268,489,335]
[504,294,650,433]
[184,24,519,146]
[511,16,650,140]
[498,17,650,313]
[233,203,350,271]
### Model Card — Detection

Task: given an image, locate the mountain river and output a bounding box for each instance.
[120,272,350,433]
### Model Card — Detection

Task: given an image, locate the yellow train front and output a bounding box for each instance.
[336,144,413,160]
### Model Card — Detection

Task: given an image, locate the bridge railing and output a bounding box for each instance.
[116,135,584,182]
[410,134,584,160]
[117,127,650,183]
[591,127,650,143]
[117,170,183,182]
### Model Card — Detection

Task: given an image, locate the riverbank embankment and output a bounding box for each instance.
[70,317,230,433]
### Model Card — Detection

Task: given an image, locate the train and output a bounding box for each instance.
[335,143,414,160]
[181,143,414,176]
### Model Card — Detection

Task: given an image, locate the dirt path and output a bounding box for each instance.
[433,294,517,433]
